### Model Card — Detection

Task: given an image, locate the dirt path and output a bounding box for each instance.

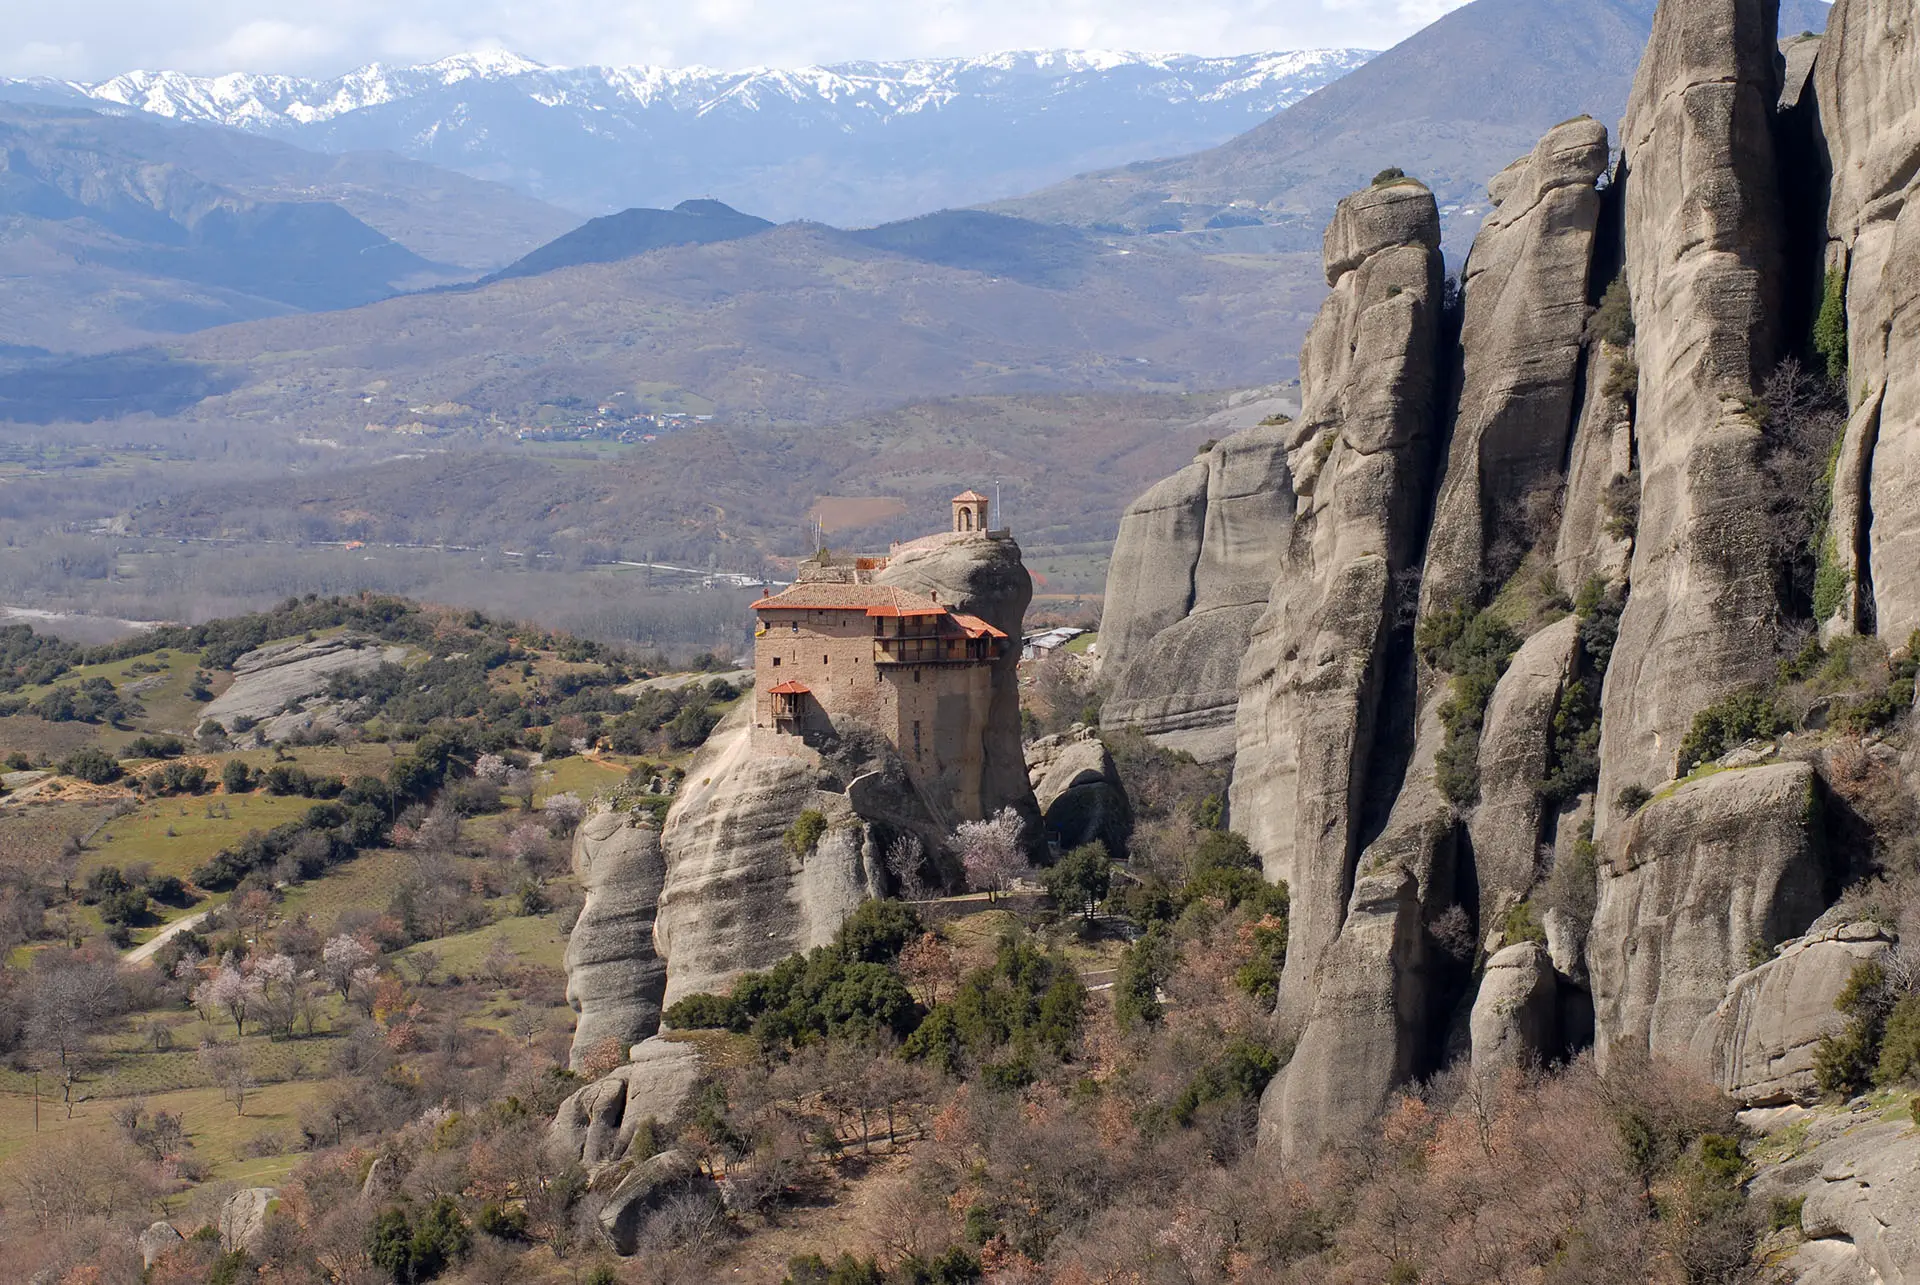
[125,911,209,965]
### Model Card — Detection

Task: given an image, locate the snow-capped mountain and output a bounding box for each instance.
[2,48,1373,224]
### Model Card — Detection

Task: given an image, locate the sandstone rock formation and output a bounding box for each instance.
[549,1037,705,1172]
[1470,616,1581,925]
[653,713,883,1008]
[217,1187,278,1254]
[1419,117,1609,615]
[1026,727,1129,852]
[1597,0,1788,830]
[1100,425,1295,763]
[1692,920,1894,1106]
[1232,177,1443,1010]
[565,807,669,1068]
[201,634,405,736]
[1588,762,1832,1074]
[1817,0,1920,644]
[1469,941,1561,1078]
[1750,1110,1920,1284]
[1551,337,1637,593]
[137,1221,183,1269]
[596,1148,715,1256]
[874,528,1037,830]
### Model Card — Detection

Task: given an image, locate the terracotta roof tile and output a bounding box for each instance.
[768,681,812,696]
[754,582,946,616]
[952,490,990,503]
[951,613,1007,640]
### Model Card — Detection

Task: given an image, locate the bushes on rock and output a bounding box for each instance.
[1420,605,1520,807]
[1113,923,1176,1032]
[1676,688,1790,774]
[1815,267,1848,383]
[785,809,829,857]
[1588,276,1635,348]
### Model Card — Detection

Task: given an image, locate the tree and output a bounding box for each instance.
[25,951,123,1115]
[1044,842,1112,923]
[954,808,1026,903]
[200,1041,254,1116]
[196,957,263,1036]
[543,791,586,837]
[1115,923,1177,1031]
[321,933,375,1000]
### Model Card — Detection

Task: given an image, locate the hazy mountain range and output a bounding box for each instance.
[1,48,1375,226]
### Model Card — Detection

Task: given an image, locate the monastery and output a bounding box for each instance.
[750,491,1013,814]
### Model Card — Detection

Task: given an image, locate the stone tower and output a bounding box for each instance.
[951,489,990,534]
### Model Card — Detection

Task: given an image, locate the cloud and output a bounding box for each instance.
[0,0,1475,81]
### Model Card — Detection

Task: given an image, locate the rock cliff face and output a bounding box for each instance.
[1817,0,1920,643]
[1231,178,1443,1013]
[1097,0,1920,1181]
[1597,0,1788,827]
[564,808,669,1068]
[1100,426,1295,763]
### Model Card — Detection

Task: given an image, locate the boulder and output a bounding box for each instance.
[1026,728,1130,852]
[217,1187,278,1254]
[201,634,405,736]
[1233,178,1444,1014]
[597,1148,716,1256]
[654,714,883,1007]
[1691,921,1895,1106]
[1470,615,1581,925]
[1597,0,1789,834]
[565,806,669,1069]
[1816,0,1920,642]
[1588,762,1833,1075]
[1470,942,1560,1077]
[549,1037,705,1172]
[137,1221,183,1268]
[1420,117,1609,614]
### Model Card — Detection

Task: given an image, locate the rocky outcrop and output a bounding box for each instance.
[1470,616,1580,923]
[1470,942,1561,1077]
[549,1037,705,1172]
[1552,338,1637,593]
[1419,117,1609,614]
[1750,1110,1920,1285]
[565,807,669,1069]
[1597,0,1789,830]
[201,634,405,736]
[1817,0,1920,643]
[1692,920,1894,1106]
[1232,178,1444,1010]
[874,528,1037,830]
[137,1222,183,1269]
[653,714,884,1007]
[217,1187,278,1254]
[596,1148,716,1256]
[1101,425,1296,763]
[1261,866,1428,1168]
[1026,727,1130,852]
[1588,762,1832,1074]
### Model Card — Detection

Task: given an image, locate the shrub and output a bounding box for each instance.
[1372,167,1408,185]
[1421,607,1519,806]
[1815,961,1890,1097]
[58,746,122,784]
[1616,784,1653,814]
[1874,993,1920,1087]
[1676,688,1790,773]
[1043,843,1112,922]
[1602,470,1640,539]
[786,809,829,857]
[1814,267,1848,383]
[1602,350,1640,401]
[1168,1037,1281,1127]
[1503,900,1548,946]
[1588,276,1635,347]
[126,734,186,759]
[222,760,254,794]
[1114,923,1176,1031]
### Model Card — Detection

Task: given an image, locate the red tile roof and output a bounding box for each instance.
[951,613,1007,640]
[952,490,990,503]
[753,582,946,616]
[768,681,812,696]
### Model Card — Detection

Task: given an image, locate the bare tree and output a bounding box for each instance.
[200,1041,253,1116]
[884,833,929,900]
[24,951,124,1118]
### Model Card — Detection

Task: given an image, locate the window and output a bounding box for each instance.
[823,654,829,665]
[772,656,781,667]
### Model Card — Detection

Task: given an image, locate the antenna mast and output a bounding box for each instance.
[994,479,1002,531]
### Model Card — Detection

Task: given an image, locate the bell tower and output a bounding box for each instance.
[951,489,990,533]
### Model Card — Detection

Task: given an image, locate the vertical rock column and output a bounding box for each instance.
[1231,178,1443,1019]
[1597,0,1788,828]
[1816,0,1920,643]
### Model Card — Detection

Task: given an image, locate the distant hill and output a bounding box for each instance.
[0,103,578,351]
[992,0,1832,251]
[3,49,1374,226]
[485,200,774,282]
[0,218,1322,427]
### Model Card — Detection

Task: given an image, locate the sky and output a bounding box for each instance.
[1,0,1475,81]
